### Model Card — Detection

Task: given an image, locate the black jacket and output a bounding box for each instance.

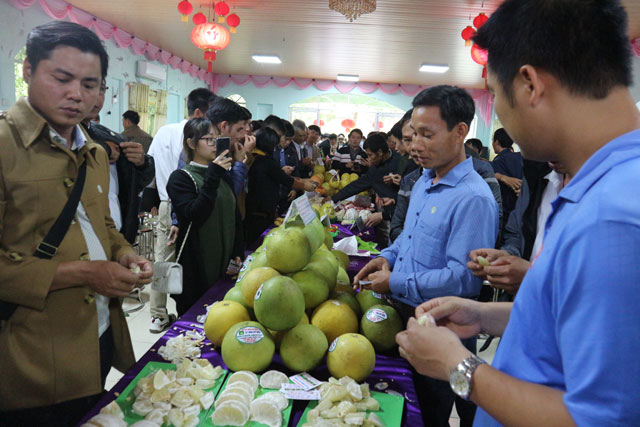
[83,121,155,243]
[502,160,552,259]
[332,152,400,220]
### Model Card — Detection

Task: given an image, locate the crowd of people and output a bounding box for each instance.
[1,0,639,425]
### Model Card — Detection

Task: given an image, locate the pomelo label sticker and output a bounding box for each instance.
[366,308,388,323]
[236,270,246,284]
[239,255,253,273]
[372,291,383,299]
[331,300,340,306]
[329,338,338,352]
[236,327,264,344]
[254,284,263,301]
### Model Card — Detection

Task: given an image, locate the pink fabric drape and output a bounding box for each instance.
[8,0,211,84]
[214,74,495,126]
[633,38,640,58]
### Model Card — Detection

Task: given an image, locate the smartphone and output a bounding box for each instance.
[215,137,231,155]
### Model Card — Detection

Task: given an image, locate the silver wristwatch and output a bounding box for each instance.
[449,354,486,400]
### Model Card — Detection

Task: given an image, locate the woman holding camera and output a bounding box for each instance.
[167,117,244,314]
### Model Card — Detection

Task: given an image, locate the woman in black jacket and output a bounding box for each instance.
[166,118,244,315]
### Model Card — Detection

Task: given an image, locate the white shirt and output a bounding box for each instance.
[530,170,565,260]
[108,163,122,231]
[148,119,188,201]
[51,125,111,336]
[291,141,302,161]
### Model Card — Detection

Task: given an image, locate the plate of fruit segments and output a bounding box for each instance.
[115,361,227,425]
[202,373,294,427]
[296,390,404,427]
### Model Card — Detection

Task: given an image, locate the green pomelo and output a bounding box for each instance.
[266,227,312,273]
[324,229,334,250]
[254,276,305,331]
[331,291,361,318]
[304,217,326,253]
[360,305,404,353]
[280,324,329,372]
[356,289,389,313]
[240,267,280,307]
[292,270,330,309]
[331,250,350,270]
[269,313,308,348]
[224,287,255,319]
[221,321,274,372]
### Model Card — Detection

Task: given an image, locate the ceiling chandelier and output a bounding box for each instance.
[329,0,376,22]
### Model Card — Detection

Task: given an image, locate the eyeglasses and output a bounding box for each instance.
[200,136,216,146]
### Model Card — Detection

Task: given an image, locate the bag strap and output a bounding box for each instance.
[0,159,87,321]
[175,168,198,262]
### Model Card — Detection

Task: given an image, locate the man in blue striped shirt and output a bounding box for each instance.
[354,85,499,426]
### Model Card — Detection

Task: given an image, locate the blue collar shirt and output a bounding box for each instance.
[474,129,640,426]
[380,157,499,307]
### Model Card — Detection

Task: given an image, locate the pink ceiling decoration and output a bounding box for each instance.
[8,0,214,86]
[212,74,496,127]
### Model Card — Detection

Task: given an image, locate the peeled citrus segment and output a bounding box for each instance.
[167,407,184,427]
[170,389,194,408]
[259,370,289,389]
[81,414,128,427]
[228,370,259,390]
[200,391,215,410]
[183,403,201,418]
[222,382,255,402]
[477,255,490,267]
[250,399,282,427]
[216,391,252,408]
[256,391,289,410]
[99,401,124,419]
[132,399,154,416]
[144,408,166,425]
[153,369,171,390]
[129,421,160,427]
[212,401,250,426]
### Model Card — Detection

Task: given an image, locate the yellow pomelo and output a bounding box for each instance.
[331,291,361,318]
[311,299,359,344]
[327,333,375,382]
[204,301,250,347]
[221,321,274,372]
[241,267,280,307]
[266,227,312,273]
[254,276,305,331]
[280,324,329,372]
[360,304,404,353]
[224,286,255,320]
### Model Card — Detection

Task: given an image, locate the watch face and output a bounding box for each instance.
[449,370,470,397]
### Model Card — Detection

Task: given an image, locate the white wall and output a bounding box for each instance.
[0,2,208,133]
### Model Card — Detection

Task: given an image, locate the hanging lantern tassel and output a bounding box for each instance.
[227,14,240,33]
[204,50,217,72]
[482,66,487,79]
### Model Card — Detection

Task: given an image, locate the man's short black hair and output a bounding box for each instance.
[465,138,484,153]
[207,97,250,126]
[400,108,413,127]
[348,129,363,138]
[122,110,140,125]
[250,120,263,132]
[329,134,337,140]
[308,125,321,134]
[412,85,475,131]
[474,0,632,101]
[282,120,295,138]
[389,120,403,140]
[26,21,109,79]
[363,133,389,155]
[255,127,280,154]
[242,106,252,120]
[292,119,306,132]
[264,115,285,136]
[187,88,215,116]
[493,128,514,149]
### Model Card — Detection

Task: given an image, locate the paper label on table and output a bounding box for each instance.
[366,308,388,323]
[289,373,322,390]
[282,388,321,400]
[329,338,338,352]
[235,326,264,344]
[254,284,263,301]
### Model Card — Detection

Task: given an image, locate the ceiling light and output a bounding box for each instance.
[420,64,450,73]
[252,55,282,64]
[337,74,359,82]
[329,0,376,22]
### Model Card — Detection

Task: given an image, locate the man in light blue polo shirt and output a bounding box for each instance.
[396,0,640,425]
[354,85,499,426]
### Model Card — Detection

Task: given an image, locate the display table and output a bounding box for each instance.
[82,225,424,426]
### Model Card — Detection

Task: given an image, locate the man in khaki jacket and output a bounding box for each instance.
[0,21,152,426]
[121,109,153,153]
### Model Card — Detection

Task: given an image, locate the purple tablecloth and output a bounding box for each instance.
[82,225,423,427]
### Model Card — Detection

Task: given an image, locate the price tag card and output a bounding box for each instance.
[281,388,321,401]
[290,372,323,390]
[294,195,316,225]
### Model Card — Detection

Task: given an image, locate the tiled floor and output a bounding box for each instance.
[107,288,501,426]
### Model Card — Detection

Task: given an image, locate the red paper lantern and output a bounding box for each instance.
[227,13,240,33]
[470,43,488,66]
[372,121,384,129]
[191,23,231,72]
[341,119,356,129]
[192,12,206,25]
[461,26,476,47]
[473,13,489,29]
[215,1,230,23]
[177,0,193,22]
[313,119,325,126]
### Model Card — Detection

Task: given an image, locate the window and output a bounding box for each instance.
[14,47,28,101]
[227,94,246,107]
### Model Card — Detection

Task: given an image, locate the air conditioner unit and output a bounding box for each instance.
[136,61,167,82]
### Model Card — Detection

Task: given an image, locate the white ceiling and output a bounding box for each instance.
[66,0,640,89]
